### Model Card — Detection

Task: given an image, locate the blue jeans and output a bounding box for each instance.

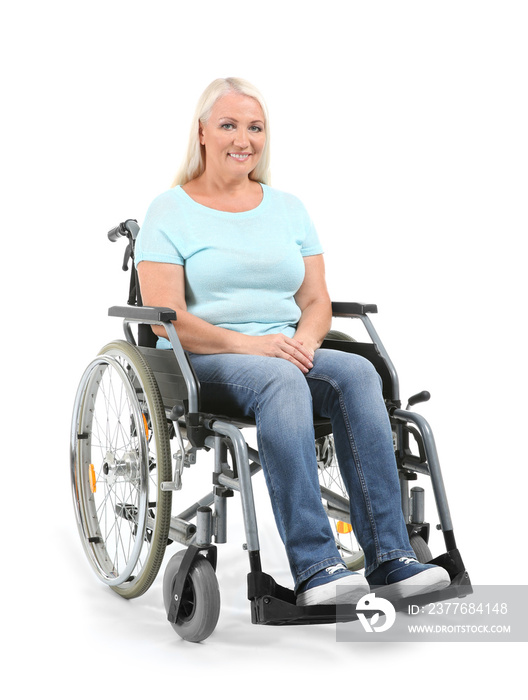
[189,348,415,591]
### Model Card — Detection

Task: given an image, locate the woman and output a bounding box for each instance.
[135,77,450,606]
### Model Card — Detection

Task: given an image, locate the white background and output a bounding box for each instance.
[3,0,526,695]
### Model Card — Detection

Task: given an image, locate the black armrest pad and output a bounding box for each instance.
[331,302,378,316]
[108,305,177,323]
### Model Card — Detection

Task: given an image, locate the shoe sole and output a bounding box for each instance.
[371,567,451,601]
[297,577,369,607]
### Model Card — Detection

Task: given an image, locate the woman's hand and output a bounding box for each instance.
[245,334,314,374]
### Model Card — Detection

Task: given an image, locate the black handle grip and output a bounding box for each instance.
[108,222,126,242]
[107,219,139,242]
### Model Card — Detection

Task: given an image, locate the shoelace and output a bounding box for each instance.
[399,557,418,565]
[325,564,347,575]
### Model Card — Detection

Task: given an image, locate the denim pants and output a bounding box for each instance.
[189,348,415,591]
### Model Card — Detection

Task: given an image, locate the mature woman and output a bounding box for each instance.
[135,77,450,606]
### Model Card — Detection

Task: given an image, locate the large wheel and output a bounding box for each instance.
[71,340,172,598]
[324,329,357,342]
[163,549,221,643]
[316,435,365,571]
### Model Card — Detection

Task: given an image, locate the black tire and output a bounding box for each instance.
[324,330,356,342]
[163,550,221,643]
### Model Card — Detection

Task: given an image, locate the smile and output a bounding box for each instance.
[228,153,251,160]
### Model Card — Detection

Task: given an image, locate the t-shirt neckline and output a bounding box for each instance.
[176,183,267,217]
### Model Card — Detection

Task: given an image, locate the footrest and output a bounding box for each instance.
[248,570,359,626]
[247,569,473,626]
[428,548,468,580]
[251,594,359,626]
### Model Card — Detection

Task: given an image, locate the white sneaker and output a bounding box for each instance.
[367,557,450,600]
[296,564,369,606]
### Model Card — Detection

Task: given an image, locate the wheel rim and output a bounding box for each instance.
[178,577,197,622]
[71,354,150,586]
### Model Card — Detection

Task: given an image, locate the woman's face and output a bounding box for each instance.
[199,92,266,181]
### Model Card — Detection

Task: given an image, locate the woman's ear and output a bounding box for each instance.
[198,121,205,145]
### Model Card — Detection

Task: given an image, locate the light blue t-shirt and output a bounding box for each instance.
[134,184,323,346]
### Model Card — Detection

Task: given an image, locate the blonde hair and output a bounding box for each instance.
[172,77,271,187]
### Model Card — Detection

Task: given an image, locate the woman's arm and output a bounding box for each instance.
[293,254,332,355]
[137,260,317,373]
[137,261,248,354]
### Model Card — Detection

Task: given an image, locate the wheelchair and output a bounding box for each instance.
[70,218,471,642]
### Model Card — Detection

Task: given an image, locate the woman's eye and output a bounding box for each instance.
[220,123,263,132]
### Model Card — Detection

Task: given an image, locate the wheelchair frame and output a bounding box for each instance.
[70,219,471,642]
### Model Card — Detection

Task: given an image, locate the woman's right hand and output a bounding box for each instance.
[244,334,314,374]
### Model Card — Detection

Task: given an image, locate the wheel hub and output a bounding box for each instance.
[103,451,140,485]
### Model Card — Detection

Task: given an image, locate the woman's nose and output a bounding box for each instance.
[232,129,249,148]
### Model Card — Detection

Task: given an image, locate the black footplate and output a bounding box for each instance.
[248,556,472,627]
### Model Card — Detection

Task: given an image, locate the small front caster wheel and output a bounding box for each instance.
[410,534,433,564]
[163,550,220,643]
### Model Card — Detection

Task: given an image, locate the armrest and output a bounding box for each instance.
[108,305,177,323]
[331,302,378,317]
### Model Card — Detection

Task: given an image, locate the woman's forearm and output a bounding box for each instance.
[153,308,251,355]
[293,298,332,354]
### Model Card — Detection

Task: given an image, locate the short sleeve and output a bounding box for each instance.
[296,199,323,257]
[300,215,323,257]
[134,192,185,267]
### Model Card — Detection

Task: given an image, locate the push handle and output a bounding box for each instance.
[107,219,140,242]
